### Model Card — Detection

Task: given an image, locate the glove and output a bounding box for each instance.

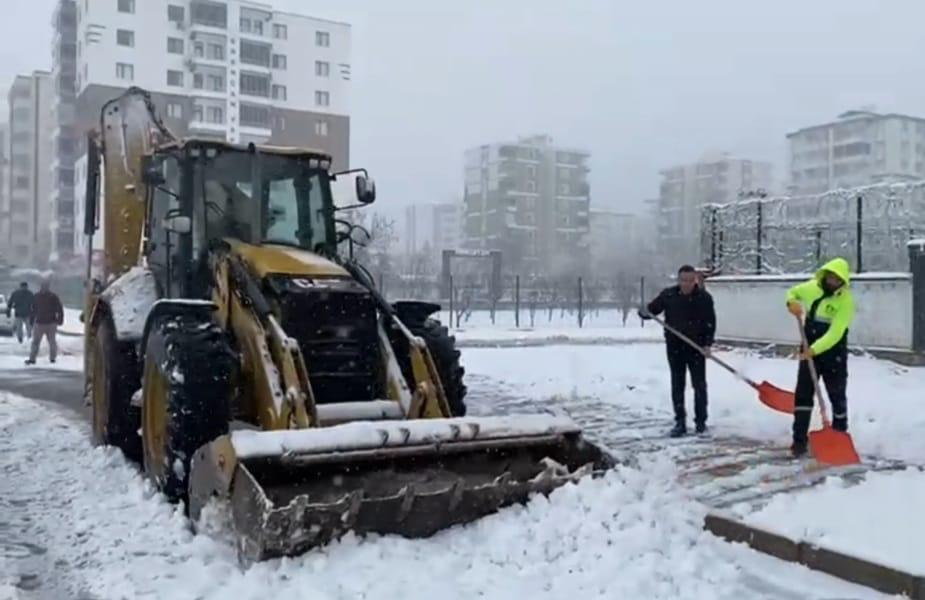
[798,346,815,360]
[787,301,802,317]
[637,308,651,320]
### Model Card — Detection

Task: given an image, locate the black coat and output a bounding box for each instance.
[6,288,34,318]
[645,285,716,347]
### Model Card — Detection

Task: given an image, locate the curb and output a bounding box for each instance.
[704,512,925,598]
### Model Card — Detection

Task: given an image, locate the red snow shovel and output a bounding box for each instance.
[647,313,795,414]
[795,317,861,466]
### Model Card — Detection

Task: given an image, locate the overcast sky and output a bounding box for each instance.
[4,0,925,223]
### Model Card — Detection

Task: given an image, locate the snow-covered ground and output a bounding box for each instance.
[447,308,663,345]
[463,344,925,465]
[0,392,886,600]
[734,467,925,576]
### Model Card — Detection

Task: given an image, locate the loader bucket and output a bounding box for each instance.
[189,415,613,562]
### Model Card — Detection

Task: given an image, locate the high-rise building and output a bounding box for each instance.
[787,109,925,195]
[7,72,54,267]
[657,152,773,267]
[51,0,79,265]
[71,0,352,257]
[589,209,638,268]
[463,135,591,277]
[0,123,8,258]
[431,202,463,254]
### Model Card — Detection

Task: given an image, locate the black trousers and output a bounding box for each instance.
[666,343,707,426]
[793,351,848,444]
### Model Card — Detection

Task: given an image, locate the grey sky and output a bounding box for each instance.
[4,0,925,223]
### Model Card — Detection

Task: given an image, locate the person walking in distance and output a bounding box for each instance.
[785,257,855,458]
[26,281,64,365]
[6,282,35,343]
[639,265,717,437]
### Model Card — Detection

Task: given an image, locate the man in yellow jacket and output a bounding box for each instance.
[785,257,855,458]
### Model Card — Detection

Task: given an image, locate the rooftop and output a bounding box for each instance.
[786,109,925,138]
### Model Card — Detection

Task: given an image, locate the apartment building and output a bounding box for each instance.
[657,152,773,267]
[463,135,591,277]
[432,202,463,254]
[787,109,925,195]
[71,0,352,256]
[51,0,79,264]
[6,73,54,267]
[0,124,8,257]
[589,209,638,268]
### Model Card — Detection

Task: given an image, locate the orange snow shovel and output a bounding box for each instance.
[795,317,861,466]
[647,313,795,414]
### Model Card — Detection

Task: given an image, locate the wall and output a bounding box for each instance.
[707,273,913,350]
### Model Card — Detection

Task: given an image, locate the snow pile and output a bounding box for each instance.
[99,266,159,340]
[0,392,879,599]
[735,467,925,575]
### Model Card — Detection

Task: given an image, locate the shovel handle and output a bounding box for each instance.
[646,311,758,388]
[795,315,830,425]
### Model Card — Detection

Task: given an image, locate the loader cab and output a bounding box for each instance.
[142,139,339,298]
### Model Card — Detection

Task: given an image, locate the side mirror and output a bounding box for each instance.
[141,155,166,186]
[355,175,376,205]
[164,215,192,234]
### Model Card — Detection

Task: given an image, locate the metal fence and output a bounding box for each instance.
[700,181,925,274]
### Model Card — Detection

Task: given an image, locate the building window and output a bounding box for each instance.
[207,74,225,91]
[208,43,224,60]
[116,62,134,81]
[315,61,330,77]
[207,106,224,124]
[559,183,570,195]
[191,2,227,28]
[316,31,330,47]
[168,5,184,23]
[315,120,328,137]
[272,85,287,101]
[167,70,184,87]
[166,102,183,118]
[273,24,287,39]
[240,17,264,35]
[240,40,270,66]
[193,104,203,122]
[194,41,204,57]
[272,54,287,70]
[14,176,30,190]
[526,180,536,193]
[117,29,135,47]
[118,0,135,14]
[240,104,270,127]
[240,72,270,97]
[193,73,204,89]
[167,37,184,54]
[314,91,330,107]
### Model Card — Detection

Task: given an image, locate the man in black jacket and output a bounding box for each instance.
[6,282,35,343]
[639,265,717,437]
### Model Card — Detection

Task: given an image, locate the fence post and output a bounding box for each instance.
[710,206,718,269]
[909,240,925,353]
[815,229,822,265]
[856,194,864,273]
[514,275,520,328]
[639,276,645,327]
[755,200,763,275]
[577,277,584,328]
[448,275,455,329]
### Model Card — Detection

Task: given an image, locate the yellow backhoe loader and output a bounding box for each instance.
[82,87,612,562]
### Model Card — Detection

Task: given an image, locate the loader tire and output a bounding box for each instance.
[90,315,143,463]
[141,314,236,504]
[409,318,468,417]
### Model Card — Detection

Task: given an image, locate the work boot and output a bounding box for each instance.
[24,359,35,366]
[695,422,708,435]
[669,423,687,438]
[790,441,808,458]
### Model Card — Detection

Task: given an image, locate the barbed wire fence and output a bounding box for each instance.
[701,181,925,274]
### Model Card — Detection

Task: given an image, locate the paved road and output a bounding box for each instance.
[0,369,85,414]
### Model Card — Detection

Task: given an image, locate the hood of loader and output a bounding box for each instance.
[228,238,349,279]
